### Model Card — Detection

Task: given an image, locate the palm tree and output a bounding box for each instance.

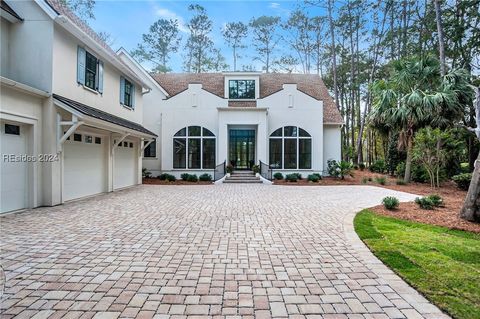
[369,55,472,183]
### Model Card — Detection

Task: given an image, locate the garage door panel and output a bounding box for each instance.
[1,121,28,213]
[64,138,107,201]
[114,142,137,189]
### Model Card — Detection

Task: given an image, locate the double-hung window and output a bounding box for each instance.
[120,76,135,108]
[77,46,104,93]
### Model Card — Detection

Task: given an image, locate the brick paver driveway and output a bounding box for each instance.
[1,185,449,319]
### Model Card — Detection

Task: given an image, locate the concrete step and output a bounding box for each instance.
[226,176,259,180]
[223,179,263,184]
[231,171,255,176]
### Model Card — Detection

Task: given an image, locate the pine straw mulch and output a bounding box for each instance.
[275,170,480,233]
[142,178,213,185]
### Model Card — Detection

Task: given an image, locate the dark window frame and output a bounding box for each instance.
[228,80,256,99]
[4,124,20,135]
[85,51,98,90]
[123,78,134,107]
[269,126,312,170]
[173,126,216,170]
[144,140,157,158]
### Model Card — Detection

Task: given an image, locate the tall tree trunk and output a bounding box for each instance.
[461,87,480,222]
[404,135,413,183]
[233,46,237,71]
[434,0,446,76]
[327,0,339,110]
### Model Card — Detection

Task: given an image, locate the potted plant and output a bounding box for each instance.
[226,164,234,177]
[252,164,260,176]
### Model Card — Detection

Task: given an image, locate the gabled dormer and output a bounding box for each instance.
[223,72,261,101]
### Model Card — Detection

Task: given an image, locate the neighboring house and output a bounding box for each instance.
[115,63,343,178]
[0,0,156,213]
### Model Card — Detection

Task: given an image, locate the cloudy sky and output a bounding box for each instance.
[89,1,329,72]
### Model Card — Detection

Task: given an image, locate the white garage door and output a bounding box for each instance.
[114,140,137,189]
[1,121,28,213]
[64,133,107,201]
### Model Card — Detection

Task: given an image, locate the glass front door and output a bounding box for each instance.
[229,129,255,170]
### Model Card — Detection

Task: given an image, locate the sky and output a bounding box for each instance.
[88,0,328,72]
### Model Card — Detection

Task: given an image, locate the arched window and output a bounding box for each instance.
[269,126,311,169]
[173,126,216,169]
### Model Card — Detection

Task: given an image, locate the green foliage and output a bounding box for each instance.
[460,163,471,174]
[226,165,234,174]
[361,177,368,184]
[375,176,387,185]
[187,174,198,182]
[249,15,281,72]
[285,173,299,182]
[452,173,472,191]
[396,179,406,185]
[131,19,181,73]
[222,22,248,71]
[307,174,320,182]
[359,163,366,171]
[252,165,260,174]
[158,173,176,182]
[327,159,338,176]
[354,210,480,319]
[396,162,430,183]
[382,196,400,210]
[181,173,190,181]
[199,173,212,181]
[369,159,386,173]
[427,194,444,207]
[386,132,404,175]
[415,197,435,210]
[142,168,152,178]
[273,172,284,180]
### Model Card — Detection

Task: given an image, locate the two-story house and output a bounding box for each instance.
[0,0,156,213]
[113,64,343,178]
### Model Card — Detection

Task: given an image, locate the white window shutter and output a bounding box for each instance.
[77,46,86,85]
[97,61,104,93]
[120,76,125,104]
[131,83,136,108]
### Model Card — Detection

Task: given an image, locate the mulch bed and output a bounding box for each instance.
[142,178,213,185]
[274,170,480,233]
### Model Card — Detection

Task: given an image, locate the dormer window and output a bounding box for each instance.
[229,80,255,99]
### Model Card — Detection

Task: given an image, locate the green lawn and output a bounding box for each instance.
[354,210,480,319]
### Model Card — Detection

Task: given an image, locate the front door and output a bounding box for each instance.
[229,129,255,170]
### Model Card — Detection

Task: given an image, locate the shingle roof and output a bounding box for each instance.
[44,0,115,55]
[1,0,23,20]
[151,73,343,124]
[53,94,157,137]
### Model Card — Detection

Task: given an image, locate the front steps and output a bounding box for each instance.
[223,170,263,184]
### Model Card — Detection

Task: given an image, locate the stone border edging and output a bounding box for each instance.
[343,211,451,319]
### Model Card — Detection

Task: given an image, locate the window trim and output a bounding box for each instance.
[123,78,134,108]
[144,139,157,158]
[173,126,216,170]
[269,126,312,170]
[84,51,98,91]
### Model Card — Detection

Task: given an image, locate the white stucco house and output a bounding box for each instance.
[0,0,156,213]
[113,61,343,178]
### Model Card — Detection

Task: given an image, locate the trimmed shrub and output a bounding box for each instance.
[375,176,387,185]
[158,173,176,181]
[292,173,302,180]
[252,165,260,174]
[312,173,322,180]
[370,159,386,173]
[327,159,338,176]
[199,173,212,182]
[359,163,366,171]
[361,177,368,184]
[452,173,472,191]
[382,196,399,210]
[307,174,320,182]
[273,172,284,180]
[285,173,298,182]
[187,174,198,182]
[181,173,190,181]
[427,194,443,207]
[142,168,152,178]
[415,197,434,210]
